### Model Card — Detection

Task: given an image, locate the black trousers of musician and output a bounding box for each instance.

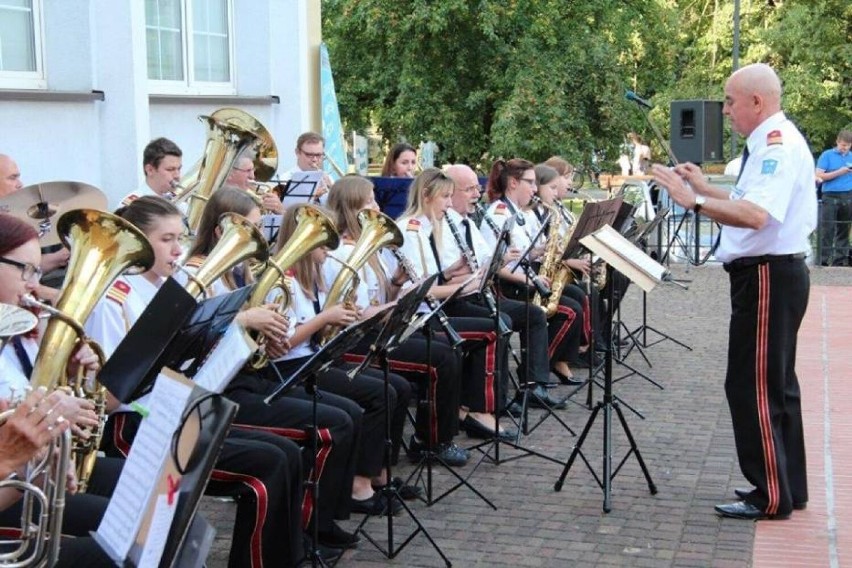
[101,413,305,568]
[442,298,511,409]
[224,370,360,529]
[725,257,809,516]
[272,357,411,478]
[347,332,462,447]
[500,280,581,363]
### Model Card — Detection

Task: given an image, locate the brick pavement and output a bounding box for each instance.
[198,265,852,567]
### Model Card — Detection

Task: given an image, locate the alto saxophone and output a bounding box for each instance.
[531,200,576,318]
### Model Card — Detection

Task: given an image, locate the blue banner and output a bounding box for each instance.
[320,43,347,180]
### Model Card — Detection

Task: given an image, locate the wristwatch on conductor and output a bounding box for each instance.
[693,195,706,215]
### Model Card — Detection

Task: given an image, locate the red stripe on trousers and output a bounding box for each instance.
[113,413,132,457]
[756,263,779,514]
[210,470,268,568]
[549,305,577,358]
[457,330,498,413]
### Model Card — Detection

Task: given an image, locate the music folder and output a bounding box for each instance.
[98,277,254,403]
[561,197,624,260]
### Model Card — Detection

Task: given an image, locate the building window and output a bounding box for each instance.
[145,0,234,94]
[0,0,46,89]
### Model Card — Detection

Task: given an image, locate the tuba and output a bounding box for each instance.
[27,208,154,491]
[172,108,277,233]
[246,205,340,369]
[318,209,404,344]
[180,213,270,300]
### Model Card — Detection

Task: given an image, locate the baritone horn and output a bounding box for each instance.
[26,208,154,491]
[246,204,340,369]
[318,209,403,345]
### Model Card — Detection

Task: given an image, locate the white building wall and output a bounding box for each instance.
[0,0,312,208]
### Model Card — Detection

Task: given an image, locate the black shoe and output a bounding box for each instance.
[351,492,402,516]
[299,538,343,566]
[407,436,468,467]
[551,369,583,386]
[527,385,567,410]
[461,415,516,441]
[316,522,360,549]
[714,500,790,520]
[733,488,807,510]
[373,477,423,501]
[502,400,523,418]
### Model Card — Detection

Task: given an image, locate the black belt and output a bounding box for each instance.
[723,252,807,272]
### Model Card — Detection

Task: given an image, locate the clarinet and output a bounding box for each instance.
[388,247,465,350]
[474,202,552,298]
[445,214,511,336]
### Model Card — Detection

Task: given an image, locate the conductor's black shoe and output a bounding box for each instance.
[373,477,423,501]
[461,415,517,441]
[552,369,583,386]
[714,500,790,520]
[528,385,567,410]
[351,492,402,516]
[315,522,359,549]
[733,488,807,510]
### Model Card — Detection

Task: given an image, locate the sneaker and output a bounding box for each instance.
[436,442,469,467]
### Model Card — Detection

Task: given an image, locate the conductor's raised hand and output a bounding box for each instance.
[651,164,697,210]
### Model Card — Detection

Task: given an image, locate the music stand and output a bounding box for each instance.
[554,226,660,512]
[349,275,453,568]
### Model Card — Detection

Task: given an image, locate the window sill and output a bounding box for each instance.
[0,89,105,102]
[149,94,280,105]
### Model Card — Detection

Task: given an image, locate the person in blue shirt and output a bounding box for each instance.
[816,130,852,266]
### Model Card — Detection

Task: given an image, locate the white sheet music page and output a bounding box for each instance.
[95,374,193,560]
[137,494,178,568]
[581,225,667,293]
[192,321,255,394]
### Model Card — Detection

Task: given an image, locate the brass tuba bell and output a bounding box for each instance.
[246,204,340,369]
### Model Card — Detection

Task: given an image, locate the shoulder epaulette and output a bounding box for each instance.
[120,193,140,207]
[406,218,421,232]
[493,202,508,216]
[766,130,783,146]
[106,280,131,305]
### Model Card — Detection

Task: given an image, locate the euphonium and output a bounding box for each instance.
[180,213,270,300]
[318,209,404,344]
[27,208,154,492]
[246,205,340,369]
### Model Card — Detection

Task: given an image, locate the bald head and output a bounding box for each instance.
[0,154,23,198]
[724,63,783,137]
[446,164,481,216]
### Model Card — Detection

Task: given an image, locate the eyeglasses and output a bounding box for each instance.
[0,257,43,282]
[463,184,483,194]
[519,178,537,186]
[300,150,326,160]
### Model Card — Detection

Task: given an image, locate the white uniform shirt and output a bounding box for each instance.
[394,214,438,280]
[480,198,539,270]
[323,241,392,311]
[439,209,494,273]
[273,273,326,362]
[715,111,818,263]
[85,274,163,359]
[0,335,38,400]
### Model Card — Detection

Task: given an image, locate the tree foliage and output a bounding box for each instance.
[323,0,851,169]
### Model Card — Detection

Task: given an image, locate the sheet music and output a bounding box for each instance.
[580,225,667,293]
[192,322,256,394]
[281,170,324,209]
[95,374,193,560]
[137,494,178,568]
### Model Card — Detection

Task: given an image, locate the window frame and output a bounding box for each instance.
[146,0,236,96]
[0,0,47,90]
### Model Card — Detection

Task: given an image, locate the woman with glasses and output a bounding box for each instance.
[480,159,587,387]
[0,212,121,567]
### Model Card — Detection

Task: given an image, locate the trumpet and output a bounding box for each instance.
[247,180,285,214]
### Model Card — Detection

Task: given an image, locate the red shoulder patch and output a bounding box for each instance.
[113,280,131,294]
[766,130,783,146]
[284,268,296,277]
[120,193,140,206]
[107,280,130,305]
[341,237,356,245]
[494,202,508,216]
[406,218,421,232]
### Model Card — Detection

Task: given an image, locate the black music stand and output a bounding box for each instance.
[349,275,453,568]
[554,230,660,512]
[264,307,394,567]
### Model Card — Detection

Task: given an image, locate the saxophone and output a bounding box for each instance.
[531,201,576,317]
